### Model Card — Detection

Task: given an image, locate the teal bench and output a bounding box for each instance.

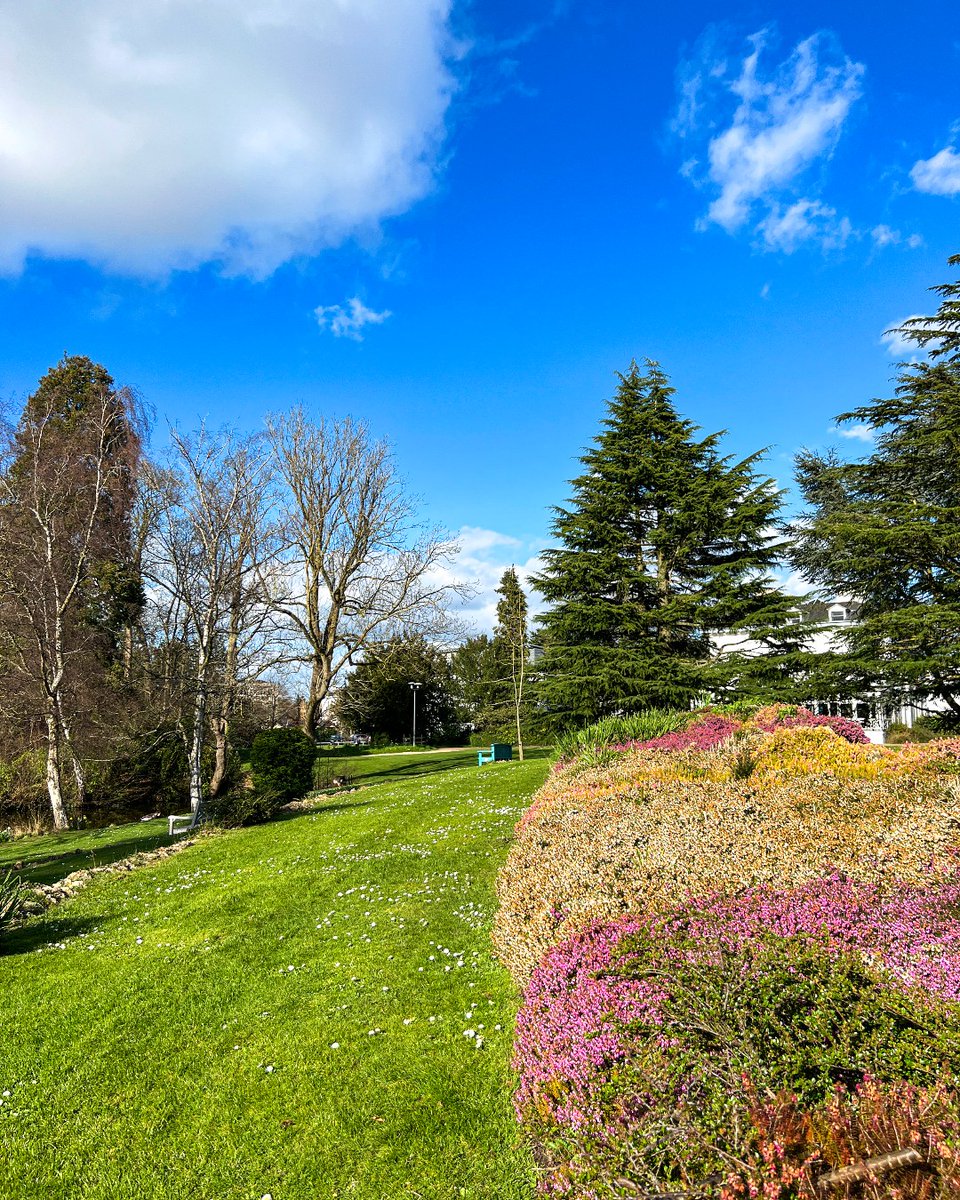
[477,743,513,766]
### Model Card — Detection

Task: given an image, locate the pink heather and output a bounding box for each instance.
[513,870,960,1134]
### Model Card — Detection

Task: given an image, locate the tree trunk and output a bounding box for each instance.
[208,616,240,798]
[45,712,70,831]
[188,689,206,814]
[209,716,228,798]
[302,655,332,740]
[188,633,211,814]
[513,652,525,762]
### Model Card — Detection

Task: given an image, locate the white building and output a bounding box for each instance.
[713,599,942,744]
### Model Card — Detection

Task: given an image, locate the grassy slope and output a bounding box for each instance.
[0,754,548,1200]
[0,819,171,887]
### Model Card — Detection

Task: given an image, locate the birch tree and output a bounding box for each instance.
[143,429,279,812]
[265,408,464,739]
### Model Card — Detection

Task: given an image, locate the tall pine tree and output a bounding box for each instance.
[494,566,529,759]
[535,361,797,725]
[790,255,960,719]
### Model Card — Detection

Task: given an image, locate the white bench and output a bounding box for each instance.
[168,805,203,836]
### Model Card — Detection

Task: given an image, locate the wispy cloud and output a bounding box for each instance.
[880,317,925,360]
[757,199,852,253]
[440,526,543,634]
[315,298,392,341]
[675,28,863,252]
[911,146,960,196]
[833,423,874,443]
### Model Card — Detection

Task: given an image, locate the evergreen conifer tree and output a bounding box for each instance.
[791,255,960,719]
[494,566,529,759]
[535,361,796,725]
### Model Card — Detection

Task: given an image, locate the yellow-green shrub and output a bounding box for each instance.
[493,728,960,985]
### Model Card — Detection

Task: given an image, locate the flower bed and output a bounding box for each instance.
[493,727,960,985]
[514,875,960,1197]
[501,719,960,1196]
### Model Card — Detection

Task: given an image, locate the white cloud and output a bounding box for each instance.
[911,147,960,196]
[868,225,921,251]
[677,29,863,249]
[315,297,392,341]
[443,526,543,635]
[757,199,852,253]
[880,316,925,360]
[0,1,456,277]
[455,526,524,556]
[833,423,874,443]
[771,567,810,598]
[871,224,899,247]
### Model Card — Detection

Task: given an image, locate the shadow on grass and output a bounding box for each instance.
[1,915,103,958]
[324,753,482,787]
[334,747,551,787]
[2,832,170,888]
[273,797,375,822]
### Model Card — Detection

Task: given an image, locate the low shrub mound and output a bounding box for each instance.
[514,876,960,1197]
[494,726,960,985]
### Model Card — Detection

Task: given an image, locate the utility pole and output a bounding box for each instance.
[409,681,422,746]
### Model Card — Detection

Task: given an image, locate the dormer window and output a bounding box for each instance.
[829,606,847,623]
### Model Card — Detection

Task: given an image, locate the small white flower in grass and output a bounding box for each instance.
[330,1042,340,1050]
[463,1029,475,1039]
[402,1018,414,1026]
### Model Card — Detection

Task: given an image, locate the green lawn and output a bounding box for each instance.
[0,818,172,887]
[0,754,548,1200]
[316,747,547,788]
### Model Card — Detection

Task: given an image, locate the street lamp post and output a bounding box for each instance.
[409,681,422,747]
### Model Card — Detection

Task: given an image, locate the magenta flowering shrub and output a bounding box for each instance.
[751,704,869,744]
[512,917,657,1132]
[613,713,742,754]
[494,726,960,984]
[513,873,960,1196]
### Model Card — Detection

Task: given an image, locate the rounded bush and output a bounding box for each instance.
[249,728,317,803]
[206,783,285,827]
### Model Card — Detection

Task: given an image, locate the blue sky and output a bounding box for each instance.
[1,0,958,628]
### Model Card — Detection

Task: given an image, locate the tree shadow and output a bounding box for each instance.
[337,755,479,786]
[3,833,171,888]
[1,914,103,958]
[273,797,375,822]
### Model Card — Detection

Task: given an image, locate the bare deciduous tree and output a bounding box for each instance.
[143,429,280,812]
[265,408,465,739]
